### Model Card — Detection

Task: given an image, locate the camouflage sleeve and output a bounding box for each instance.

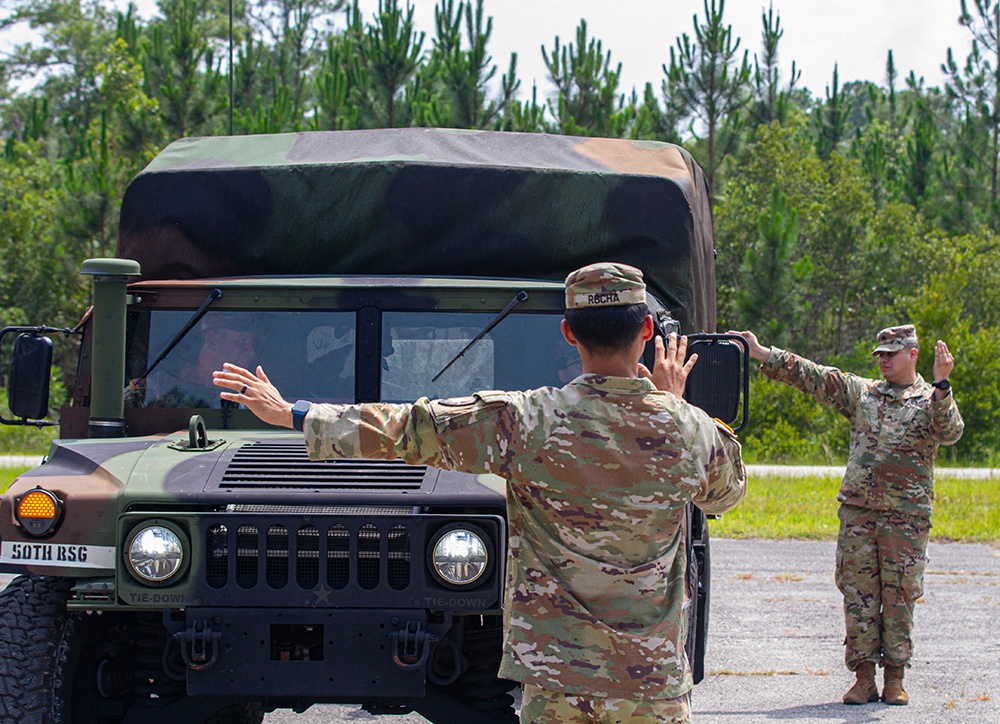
[302,393,520,473]
[683,411,747,516]
[931,390,965,446]
[761,346,863,418]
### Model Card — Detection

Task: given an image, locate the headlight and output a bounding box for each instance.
[431,528,488,586]
[128,525,184,583]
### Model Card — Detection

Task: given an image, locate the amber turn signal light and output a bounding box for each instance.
[15,488,62,536]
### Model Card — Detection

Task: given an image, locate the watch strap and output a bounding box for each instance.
[292,400,312,431]
[931,379,950,391]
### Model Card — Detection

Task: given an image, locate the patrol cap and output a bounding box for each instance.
[564,262,646,309]
[871,324,918,355]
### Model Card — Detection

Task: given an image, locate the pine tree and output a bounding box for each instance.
[666,0,752,200]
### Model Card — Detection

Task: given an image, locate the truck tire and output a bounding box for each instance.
[449,616,518,721]
[0,574,263,724]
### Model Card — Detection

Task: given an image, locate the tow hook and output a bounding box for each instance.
[174,619,221,671]
[391,620,437,670]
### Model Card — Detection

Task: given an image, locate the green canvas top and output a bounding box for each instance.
[117,128,716,330]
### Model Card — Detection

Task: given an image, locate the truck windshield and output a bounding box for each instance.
[125,310,357,408]
[123,308,577,410]
[381,311,573,402]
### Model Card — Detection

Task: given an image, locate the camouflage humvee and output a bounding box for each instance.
[0,129,745,722]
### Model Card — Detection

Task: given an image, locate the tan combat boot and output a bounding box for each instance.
[883,663,909,705]
[842,661,879,705]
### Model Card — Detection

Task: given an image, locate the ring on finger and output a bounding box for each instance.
[240,384,248,395]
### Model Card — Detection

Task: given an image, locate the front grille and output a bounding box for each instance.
[219,441,429,491]
[205,518,413,593]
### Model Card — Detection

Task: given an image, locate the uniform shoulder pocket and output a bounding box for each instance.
[429,391,511,429]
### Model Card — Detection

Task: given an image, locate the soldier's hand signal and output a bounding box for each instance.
[639,333,697,397]
[933,340,955,382]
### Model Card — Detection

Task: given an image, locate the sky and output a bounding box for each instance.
[0,0,978,101]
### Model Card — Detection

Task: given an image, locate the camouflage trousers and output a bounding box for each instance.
[520,684,691,723]
[835,504,930,670]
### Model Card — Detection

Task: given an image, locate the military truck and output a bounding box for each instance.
[0,129,746,722]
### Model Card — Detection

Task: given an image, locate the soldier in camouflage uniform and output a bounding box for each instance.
[217,263,748,723]
[732,325,964,707]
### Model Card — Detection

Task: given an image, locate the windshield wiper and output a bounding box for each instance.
[128,288,223,389]
[432,291,528,382]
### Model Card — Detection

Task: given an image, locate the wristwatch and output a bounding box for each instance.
[292,400,312,431]
[931,379,951,392]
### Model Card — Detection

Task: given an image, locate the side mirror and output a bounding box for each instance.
[641,331,750,433]
[683,334,749,433]
[9,333,53,420]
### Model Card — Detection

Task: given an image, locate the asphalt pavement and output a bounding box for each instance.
[263,538,1000,723]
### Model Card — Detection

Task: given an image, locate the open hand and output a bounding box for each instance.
[727,330,771,362]
[638,333,697,397]
[933,340,955,382]
[213,363,294,428]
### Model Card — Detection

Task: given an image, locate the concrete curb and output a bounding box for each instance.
[0,455,45,468]
[747,464,1000,479]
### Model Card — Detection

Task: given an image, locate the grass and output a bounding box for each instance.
[0,467,30,493]
[711,474,1000,544]
[0,424,56,456]
[2,467,998,543]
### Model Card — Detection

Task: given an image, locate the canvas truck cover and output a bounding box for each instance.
[117,128,717,331]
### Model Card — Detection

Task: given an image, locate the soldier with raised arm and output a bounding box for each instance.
[732,325,963,707]
[218,263,747,723]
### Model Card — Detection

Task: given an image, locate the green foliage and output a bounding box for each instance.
[142,0,227,137]
[346,0,425,128]
[0,139,91,396]
[715,119,824,335]
[813,65,846,160]
[740,375,849,464]
[0,390,60,455]
[945,0,1000,229]
[542,19,623,137]
[904,244,1000,460]
[425,0,518,129]
[0,0,999,464]
[0,427,57,456]
[902,78,938,209]
[747,2,800,130]
[494,81,546,133]
[666,0,751,198]
[851,119,904,208]
[736,184,811,348]
[715,119,909,362]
